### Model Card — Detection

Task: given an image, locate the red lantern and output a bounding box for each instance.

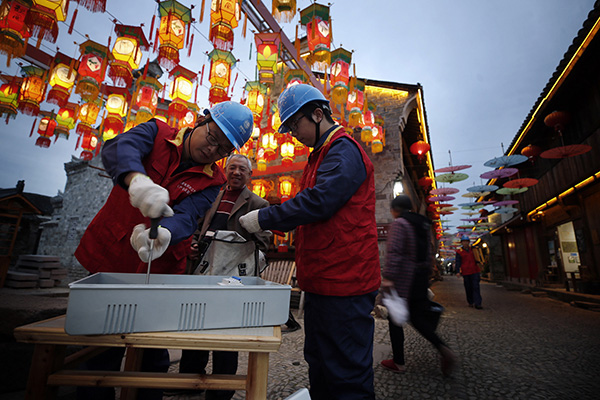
[177,103,198,130]
[80,130,99,160]
[410,140,430,160]
[280,134,295,167]
[0,1,31,66]
[261,130,279,161]
[256,146,267,172]
[239,137,254,158]
[133,77,162,125]
[346,80,365,128]
[75,39,109,101]
[17,66,46,116]
[544,111,570,132]
[0,75,20,120]
[299,3,331,70]
[330,48,351,105]
[251,179,270,199]
[255,32,280,84]
[35,116,57,148]
[207,49,236,104]
[26,0,68,43]
[157,0,192,69]
[418,176,433,188]
[209,0,241,51]
[371,126,384,154]
[102,86,129,141]
[168,65,197,126]
[278,176,295,201]
[521,144,542,161]
[109,24,149,87]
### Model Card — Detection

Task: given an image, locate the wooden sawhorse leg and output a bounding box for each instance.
[25,344,66,400]
[246,352,269,400]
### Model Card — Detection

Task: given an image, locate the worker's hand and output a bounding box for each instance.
[381,278,394,289]
[130,224,171,262]
[382,289,409,326]
[128,174,174,219]
[239,209,262,233]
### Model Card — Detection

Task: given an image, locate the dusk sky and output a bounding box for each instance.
[0,0,595,235]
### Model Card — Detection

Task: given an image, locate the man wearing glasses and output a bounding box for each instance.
[240,84,381,400]
[74,101,253,400]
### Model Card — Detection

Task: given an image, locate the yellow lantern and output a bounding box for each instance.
[76,99,100,135]
[261,130,279,161]
[244,81,267,120]
[329,48,352,105]
[251,179,270,199]
[133,76,162,125]
[255,32,280,84]
[299,3,331,70]
[157,0,192,69]
[280,134,295,167]
[371,125,383,154]
[105,92,128,118]
[279,176,295,201]
[272,0,296,23]
[347,80,365,128]
[256,147,267,171]
[17,66,45,116]
[109,24,148,87]
[168,65,197,125]
[0,77,20,120]
[208,49,236,104]
[26,0,67,43]
[210,0,241,50]
[54,102,79,140]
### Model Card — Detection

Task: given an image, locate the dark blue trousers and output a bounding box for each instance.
[463,272,482,306]
[304,290,377,400]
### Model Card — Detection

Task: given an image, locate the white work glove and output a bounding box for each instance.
[128,174,174,219]
[130,223,172,262]
[239,209,262,233]
[382,288,409,326]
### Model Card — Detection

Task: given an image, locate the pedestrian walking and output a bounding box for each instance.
[381,195,457,377]
[456,235,483,309]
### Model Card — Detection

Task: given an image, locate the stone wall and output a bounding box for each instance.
[37,156,112,283]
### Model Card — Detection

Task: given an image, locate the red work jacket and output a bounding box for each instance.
[295,126,381,296]
[456,247,480,276]
[75,121,226,275]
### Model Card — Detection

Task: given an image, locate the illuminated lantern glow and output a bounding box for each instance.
[54,102,79,140]
[47,55,77,107]
[272,0,296,23]
[346,79,365,128]
[102,86,129,141]
[17,66,45,116]
[76,99,101,135]
[36,116,56,148]
[133,76,162,125]
[418,176,433,188]
[251,179,270,199]
[371,125,383,154]
[75,40,110,101]
[244,81,267,121]
[271,110,281,132]
[329,48,352,105]
[207,49,236,104]
[280,134,295,167]
[300,3,331,70]
[168,65,197,126]
[410,140,430,161]
[209,0,241,51]
[360,104,375,143]
[284,69,309,88]
[109,24,149,87]
[278,176,295,201]
[261,130,279,161]
[361,124,372,144]
[544,110,570,132]
[0,76,20,120]
[239,137,254,158]
[0,1,31,66]
[256,147,267,171]
[157,0,192,69]
[177,103,198,130]
[26,0,68,43]
[255,32,280,84]
[80,131,99,160]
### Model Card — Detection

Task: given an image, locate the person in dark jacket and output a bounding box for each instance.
[381,195,457,377]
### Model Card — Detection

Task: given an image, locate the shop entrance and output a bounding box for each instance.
[556,221,581,287]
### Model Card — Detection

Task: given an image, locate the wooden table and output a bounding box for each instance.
[14,315,282,400]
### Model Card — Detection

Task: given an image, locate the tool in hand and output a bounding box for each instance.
[145,218,160,284]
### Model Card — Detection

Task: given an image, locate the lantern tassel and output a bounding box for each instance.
[75,134,81,150]
[29,118,37,137]
[199,64,205,86]
[200,0,205,23]
[186,22,191,48]
[68,9,78,35]
[242,13,247,38]
[142,59,149,80]
[230,72,238,97]
[187,33,194,58]
[153,28,160,53]
[295,25,300,57]
[149,15,156,43]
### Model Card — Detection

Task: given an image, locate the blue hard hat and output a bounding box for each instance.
[207,102,254,150]
[277,84,329,133]
[460,235,470,241]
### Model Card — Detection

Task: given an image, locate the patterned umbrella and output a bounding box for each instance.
[540,144,592,159]
[435,172,469,183]
[494,200,519,207]
[430,187,460,195]
[497,187,528,195]
[428,195,455,202]
[462,191,490,198]
[467,184,499,192]
[459,203,485,210]
[434,164,471,173]
[457,225,476,230]
[484,155,528,168]
[439,206,458,212]
[494,206,519,214]
[480,168,519,180]
[504,178,538,189]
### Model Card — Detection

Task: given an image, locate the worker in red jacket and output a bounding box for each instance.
[456,235,483,309]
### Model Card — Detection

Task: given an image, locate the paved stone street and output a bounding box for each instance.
[166,276,600,400]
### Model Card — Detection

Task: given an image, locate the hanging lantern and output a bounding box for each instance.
[207,49,236,104]
[251,179,270,198]
[168,65,197,126]
[0,1,31,66]
[293,136,307,156]
[284,69,309,88]
[102,86,129,141]
[544,110,570,132]
[360,103,376,143]
[25,0,68,43]
[47,53,77,107]
[299,3,331,70]
[133,76,162,125]
[17,66,45,116]
[109,24,148,87]
[76,99,101,135]
[271,110,281,132]
[255,32,280,84]
[329,48,352,105]
[371,125,383,154]
[0,75,20,120]
[280,134,295,167]
[157,0,192,69]
[244,81,267,121]
[346,80,365,128]
[54,102,79,140]
[209,0,241,51]
[75,39,110,101]
[35,116,57,148]
[418,176,433,188]
[521,144,542,161]
[239,137,254,158]
[256,146,267,171]
[80,130,99,160]
[74,0,106,12]
[261,129,279,161]
[278,176,295,201]
[272,0,296,23]
[410,140,430,161]
[178,103,198,130]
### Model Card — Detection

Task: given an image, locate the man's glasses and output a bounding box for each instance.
[205,123,234,158]
[284,114,306,133]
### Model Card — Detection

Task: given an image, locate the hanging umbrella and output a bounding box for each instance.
[504,178,538,189]
[480,168,519,180]
[434,203,454,209]
[430,187,459,195]
[457,225,476,230]
[439,206,458,212]
[462,191,490,198]
[497,187,528,195]
[434,164,471,173]
[480,200,497,205]
[467,184,499,192]
[494,207,519,214]
[462,211,479,216]
[460,203,485,209]
[461,217,487,222]
[428,195,455,202]
[438,210,454,215]
[435,172,468,183]
[494,200,519,207]
[483,155,528,168]
[439,219,452,223]
[540,144,592,159]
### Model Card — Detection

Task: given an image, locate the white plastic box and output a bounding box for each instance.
[65,273,291,335]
